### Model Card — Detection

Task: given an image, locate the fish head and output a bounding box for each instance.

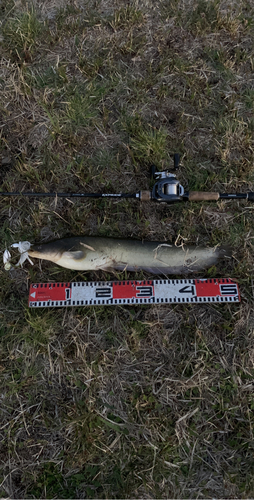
[28,238,89,269]
[28,243,64,263]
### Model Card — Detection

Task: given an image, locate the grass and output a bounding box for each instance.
[2,8,44,62]
[1,0,254,498]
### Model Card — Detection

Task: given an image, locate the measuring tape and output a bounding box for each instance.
[29,278,240,308]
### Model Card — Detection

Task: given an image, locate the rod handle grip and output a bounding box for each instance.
[140,190,151,201]
[188,191,219,201]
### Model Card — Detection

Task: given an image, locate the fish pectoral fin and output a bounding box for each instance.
[62,250,84,261]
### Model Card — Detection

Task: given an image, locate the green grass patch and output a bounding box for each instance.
[31,64,69,89]
[186,0,220,34]
[2,8,44,61]
[109,5,144,30]
[121,114,169,165]
[27,462,103,499]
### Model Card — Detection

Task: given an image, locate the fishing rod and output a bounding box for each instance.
[1,154,254,203]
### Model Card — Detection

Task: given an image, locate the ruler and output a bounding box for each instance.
[29,278,240,308]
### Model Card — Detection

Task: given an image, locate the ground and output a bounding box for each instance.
[0,0,254,498]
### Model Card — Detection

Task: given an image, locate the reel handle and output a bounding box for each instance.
[150,153,181,181]
[173,154,180,169]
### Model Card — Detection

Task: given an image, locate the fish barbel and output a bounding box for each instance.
[27,237,230,274]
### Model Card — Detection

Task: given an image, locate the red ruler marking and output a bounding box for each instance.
[195,278,239,297]
[112,280,154,299]
[29,282,71,302]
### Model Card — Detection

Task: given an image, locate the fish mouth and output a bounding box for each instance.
[28,247,62,263]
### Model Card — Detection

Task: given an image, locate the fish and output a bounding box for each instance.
[27,236,231,274]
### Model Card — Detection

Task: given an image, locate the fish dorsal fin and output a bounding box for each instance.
[62,250,84,261]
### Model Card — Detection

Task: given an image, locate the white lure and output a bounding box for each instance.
[3,241,34,270]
